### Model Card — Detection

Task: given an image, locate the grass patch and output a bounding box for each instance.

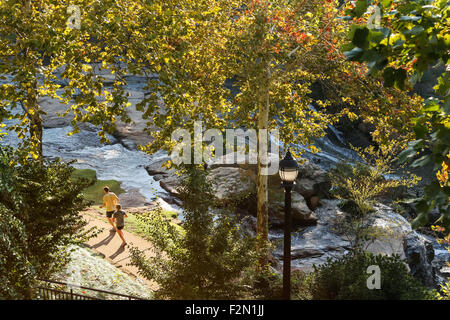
[72,169,125,205]
[126,210,181,240]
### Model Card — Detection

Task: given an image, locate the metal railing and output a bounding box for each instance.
[36,279,146,300]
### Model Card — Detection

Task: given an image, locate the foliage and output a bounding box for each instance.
[0,146,95,297]
[129,165,257,299]
[249,268,315,300]
[71,169,124,204]
[436,152,449,187]
[115,0,422,261]
[124,209,180,241]
[0,204,34,299]
[343,0,450,230]
[308,250,435,300]
[330,144,420,215]
[330,144,420,250]
[0,0,131,158]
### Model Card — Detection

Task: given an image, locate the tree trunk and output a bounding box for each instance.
[29,107,43,159]
[256,64,271,267]
[28,81,43,160]
[23,0,43,160]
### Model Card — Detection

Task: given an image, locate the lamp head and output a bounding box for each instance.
[279,149,299,184]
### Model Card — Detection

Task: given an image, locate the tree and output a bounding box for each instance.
[0,146,94,298]
[343,0,450,229]
[129,165,256,299]
[123,0,401,264]
[0,0,131,159]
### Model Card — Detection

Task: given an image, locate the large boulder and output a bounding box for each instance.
[210,167,255,200]
[148,163,256,202]
[269,191,318,227]
[404,233,435,288]
[294,159,331,200]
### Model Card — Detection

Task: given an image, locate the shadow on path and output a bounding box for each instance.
[109,245,126,260]
[92,230,116,249]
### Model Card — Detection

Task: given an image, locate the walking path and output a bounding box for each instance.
[82,207,158,291]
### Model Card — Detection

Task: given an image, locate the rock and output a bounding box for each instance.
[156,165,255,202]
[159,174,180,196]
[404,233,436,288]
[309,196,320,210]
[428,235,450,287]
[211,167,255,200]
[360,204,439,288]
[269,192,318,227]
[294,159,331,199]
[152,174,166,181]
[273,199,352,272]
[240,215,257,237]
[119,188,150,208]
[362,204,413,259]
[271,199,441,289]
[41,96,73,128]
[145,154,172,176]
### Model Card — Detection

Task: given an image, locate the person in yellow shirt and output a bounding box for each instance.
[99,186,120,231]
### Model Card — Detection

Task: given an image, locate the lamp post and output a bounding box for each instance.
[279,149,299,300]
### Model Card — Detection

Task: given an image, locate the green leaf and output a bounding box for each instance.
[394,68,407,90]
[382,67,396,87]
[442,98,450,115]
[404,26,425,36]
[411,211,429,229]
[413,123,428,139]
[352,27,370,48]
[354,0,369,18]
[381,0,392,8]
[399,16,422,22]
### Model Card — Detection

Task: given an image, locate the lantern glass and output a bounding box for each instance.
[279,167,298,182]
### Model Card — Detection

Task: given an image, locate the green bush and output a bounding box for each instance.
[0,205,34,299]
[329,145,420,217]
[129,165,257,299]
[0,147,96,298]
[251,268,314,300]
[308,251,435,300]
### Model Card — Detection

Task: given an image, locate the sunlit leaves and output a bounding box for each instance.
[0,0,133,158]
[343,0,450,229]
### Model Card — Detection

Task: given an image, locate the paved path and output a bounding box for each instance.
[82,207,158,291]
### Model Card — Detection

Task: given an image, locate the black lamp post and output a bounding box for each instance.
[279,149,299,300]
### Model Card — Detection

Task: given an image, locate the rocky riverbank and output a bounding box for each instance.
[144,151,450,289]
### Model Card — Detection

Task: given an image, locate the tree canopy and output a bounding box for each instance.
[343,0,450,229]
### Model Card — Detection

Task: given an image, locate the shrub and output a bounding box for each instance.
[129,165,257,299]
[308,251,435,300]
[0,205,34,299]
[0,147,95,298]
[330,145,420,217]
[330,145,420,251]
[250,268,314,300]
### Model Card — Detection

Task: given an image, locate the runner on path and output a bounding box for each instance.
[112,204,128,246]
[99,186,120,231]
